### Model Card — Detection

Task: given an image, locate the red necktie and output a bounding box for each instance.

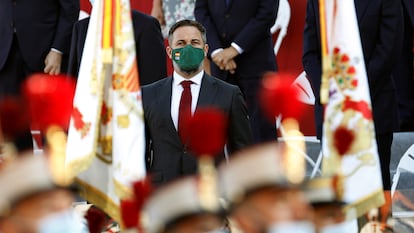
[178,80,193,143]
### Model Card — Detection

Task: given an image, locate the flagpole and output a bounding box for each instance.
[102,0,113,64]
[318,0,330,104]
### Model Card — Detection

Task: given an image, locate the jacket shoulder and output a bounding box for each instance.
[142,77,171,92]
[206,74,240,91]
[132,10,159,24]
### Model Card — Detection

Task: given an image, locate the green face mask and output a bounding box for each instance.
[172,45,205,72]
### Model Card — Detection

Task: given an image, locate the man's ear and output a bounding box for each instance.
[166,46,172,59]
[204,44,209,56]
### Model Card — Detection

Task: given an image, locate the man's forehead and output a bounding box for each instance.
[172,26,202,41]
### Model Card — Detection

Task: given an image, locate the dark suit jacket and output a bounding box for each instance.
[0,0,79,72]
[302,0,403,138]
[194,0,278,79]
[403,0,414,27]
[393,0,414,124]
[142,73,253,185]
[68,10,167,85]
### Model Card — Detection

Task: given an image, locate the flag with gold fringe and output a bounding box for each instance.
[65,0,146,223]
[319,0,385,219]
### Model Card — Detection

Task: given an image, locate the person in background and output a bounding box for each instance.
[68,3,167,86]
[195,0,279,143]
[394,0,414,132]
[151,0,195,38]
[142,19,252,186]
[0,0,79,152]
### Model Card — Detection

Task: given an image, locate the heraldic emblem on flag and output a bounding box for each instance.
[65,0,146,222]
[319,0,385,219]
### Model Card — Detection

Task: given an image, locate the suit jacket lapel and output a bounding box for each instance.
[354,0,371,23]
[403,0,414,27]
[159,77,182,143]
[196,74,218,110]
[226,0,233,9]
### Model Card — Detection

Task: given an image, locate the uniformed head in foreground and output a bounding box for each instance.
[0,154,87,233]
[218,142,315,233]
[304,176,358,233]
[141,175,229,233]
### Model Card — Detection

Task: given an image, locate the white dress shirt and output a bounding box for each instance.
[171,70,204,130]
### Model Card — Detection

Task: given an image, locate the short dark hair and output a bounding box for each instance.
[168,19,207,44]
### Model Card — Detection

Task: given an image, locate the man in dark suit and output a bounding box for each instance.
[394,0,414,131]
[0,0,79,151]
[0,0,79,88]
[142,20,253,186]
[68,10,167,85]
[302,0,403,223]
[194,0,279,143]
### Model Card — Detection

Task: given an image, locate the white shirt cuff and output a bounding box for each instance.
[211,48,223,57]
[231,42,244,54]
[51,48,63,54]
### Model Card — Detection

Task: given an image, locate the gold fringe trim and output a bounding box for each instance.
[66,152,96,180]
[343,188,385,220]
[75,178,121,224]
[96,152,113,164]
[113,178,134,200]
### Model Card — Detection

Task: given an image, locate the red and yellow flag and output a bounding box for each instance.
[65,0,146,223]
[319,0,384,219]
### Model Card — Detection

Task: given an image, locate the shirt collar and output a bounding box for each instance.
[173,70,204,86]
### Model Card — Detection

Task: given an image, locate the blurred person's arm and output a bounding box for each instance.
[44,50,62,75]
[67,20,82,78]
[230,0,278,54]
[302,0,321,101]
[194,0,226,58]
[365,0,403,91]
[45,0,79,75]
[151,0,165,27]
[134,11,167,85]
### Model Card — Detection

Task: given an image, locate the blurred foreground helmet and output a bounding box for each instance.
[141,176,225,233]
[0,155,56,215]
[219,142,304,206]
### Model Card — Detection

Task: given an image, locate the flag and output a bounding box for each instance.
[65,0,146,223]
[319,0,385,219]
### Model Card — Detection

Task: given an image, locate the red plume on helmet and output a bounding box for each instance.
[132,177,153,210]
[0,97,31,141]
[259,72,304,121]
[188,107,227,157]
[120,177,153,230]
[120,199,140,230]
[85,206,107,233]
[21,74,76,133]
